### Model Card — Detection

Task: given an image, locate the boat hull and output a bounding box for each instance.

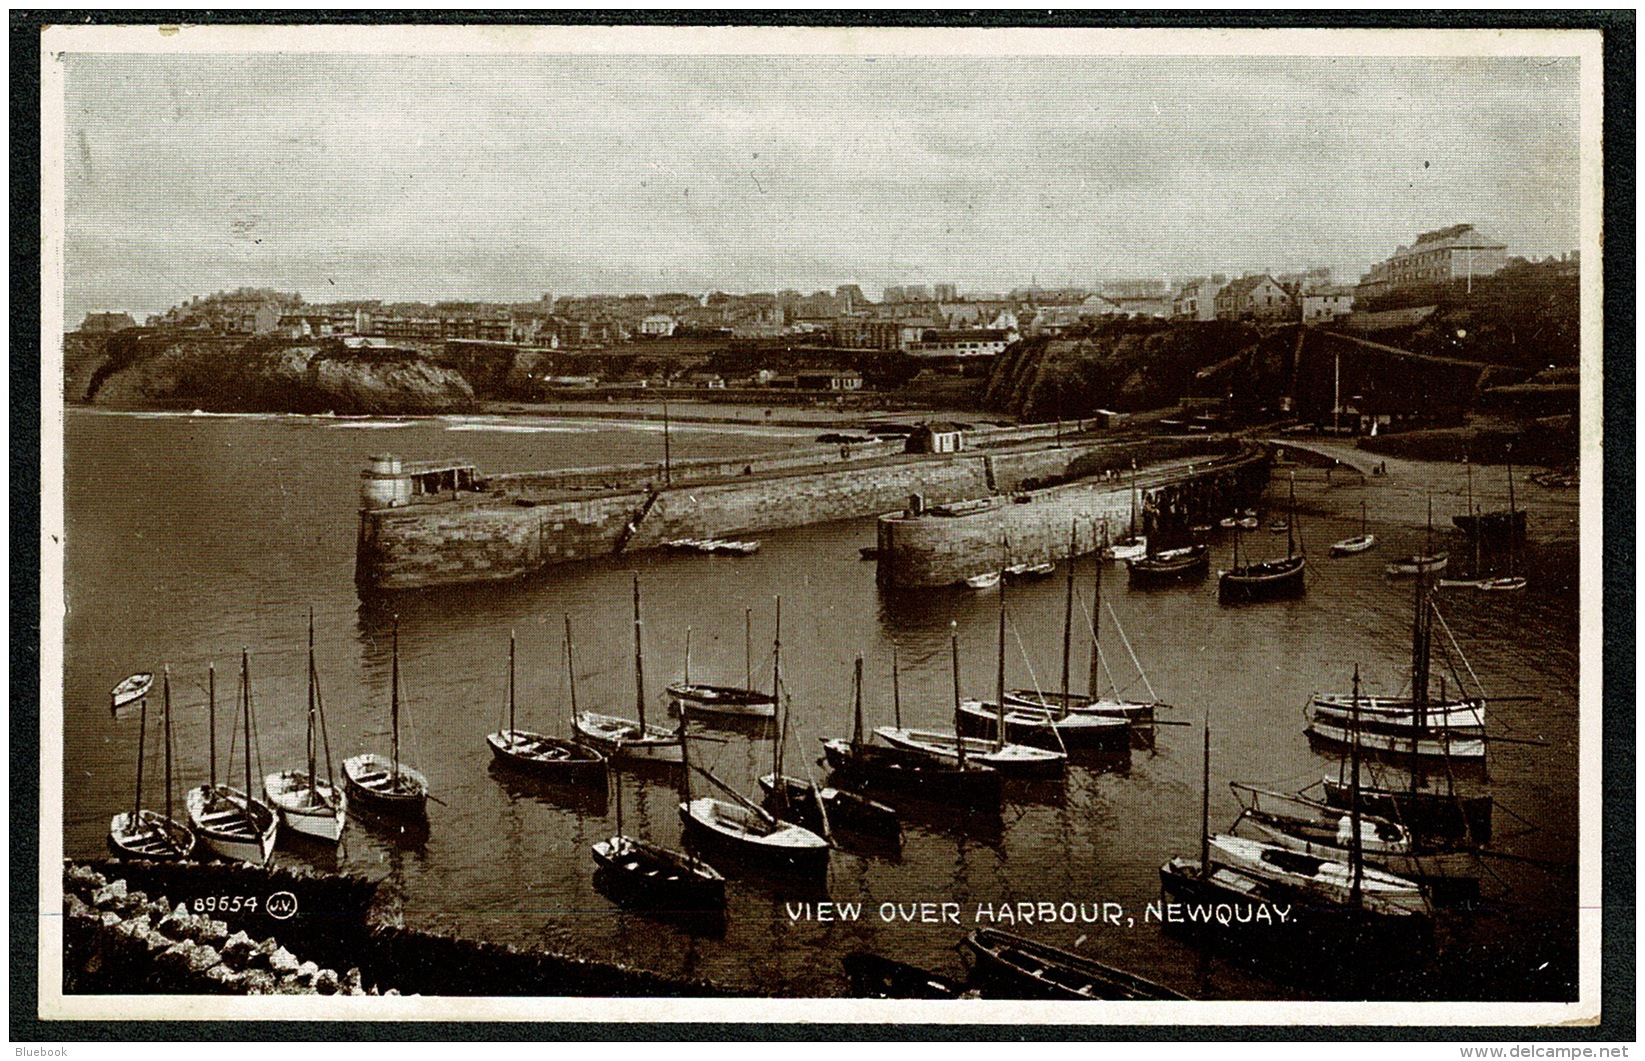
[757,774,902,840]
[678,798,830,874]
[572,712,684,762]
[342,753,430,817]
[263,771,346,843]
[1238,818,1480,901]
[592,834,725,909]
[873,726,1065,778]
[1126,545,1210,587]
[1218,557,1307,603]
[1208,834,1428,916]
[955,700,1130,753]
[1305,717,1485,761]
[110,673,154,711]
[821,740,1002,808]
[665,684,777,719]
[1385,553,1449,578]
[485,730,607,783]
[1330,535,1377,556]
[108,810,196,861]
[1004,690,1157,724]
[186,785,279,864]
[1321,778,1493,843]
[1310,694,1485,732]
[961,928,1187,1001]
[843,952,966,999]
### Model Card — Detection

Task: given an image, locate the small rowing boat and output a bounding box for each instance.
[110,672,153,712]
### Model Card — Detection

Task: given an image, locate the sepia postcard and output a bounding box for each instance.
[33,20,1611,1029]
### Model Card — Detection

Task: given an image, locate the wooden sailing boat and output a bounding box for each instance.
[1105,461,1148,561]
[343,618,431,818]
[665,607,778,719]
[1330,500,1377,556]
[1218,474,1306,603]
[108,664,196,860]
[961,928,1188,1001]
[1452,452,1529,544]
[1386,494,1449,577]
[1306,572,1488,763]
[187,650,280,864]
[1476,457,1528,592]
[264,612,346,843]
[573,574,685,762]
[591,716,726,910]
[757,600,901,839]
[1158,712,1432,955]
[1005,530,1157,732]
[881,587,1066,777]
[1238,670,1480,895]
[678,690,831,875]
[1126,542,1210,586]
[821,653,1003,809]
[486,621,607,783]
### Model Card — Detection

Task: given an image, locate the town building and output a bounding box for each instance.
[906,422,966,454]
[1301,287,1357,323]
[76,311,137,334]
[1173,277,1226,321]
[903,326,1018,358]
[637,314,677,337]
[794,368,864,391]
[1213,275,1295,322]
[1356,224,1509,299]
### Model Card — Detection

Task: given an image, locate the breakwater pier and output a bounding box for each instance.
[354,421,1267,592]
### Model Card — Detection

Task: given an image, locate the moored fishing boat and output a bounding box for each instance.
[264,612,346,844]
[1126,543,1209,587]
[664,610,777,720]
[1320,777,1494,844]
[1219,476,1305,603]
[962,570,1001,590]
[757,772,901,841]
[485,621,607,784]
[1003,560,1056,581]
[873,726,1065,779]
[593,729,725,910]
[342,620,431,818]
[188,650,279,864]
[572,575,685,763]
[1387,494,1449,578]
[843,952,967,999]
[108,665,196,861]
[961,928,1188,1001]
[955,699,1129,752]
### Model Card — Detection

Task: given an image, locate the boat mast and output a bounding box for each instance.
[995,580,1008,753]
[1060,523,1075,704]
[508,630,517,738]
[163,665,175,830]
[891,641,902,729]
[390,619,402,786]
[207,661,217,792]
[631,574,647,732]
[1087,539,1103,698]
[1129,460,1139,539]
[771,595,783,706]
[1199,712,1210,878]
[744,607,752,692]
[682,627,691,688]
[1466,457,1479,575]
[133,679,148,823]
[1506,449,1518,578]
[1287,473,1297,559]
[241,648,253,802]
[306,612,317,794]
[1425,494,1434,556]
[563,614,579,729]
[851,655,865,749]
[1349,664,1364,909]
[950,626,967,771]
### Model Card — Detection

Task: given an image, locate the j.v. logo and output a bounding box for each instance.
[265,891,299,920]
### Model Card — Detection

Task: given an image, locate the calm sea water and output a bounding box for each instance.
[60,409,1582,1000]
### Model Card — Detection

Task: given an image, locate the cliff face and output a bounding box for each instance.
[81,335,477,414]
[982,320,1262,420]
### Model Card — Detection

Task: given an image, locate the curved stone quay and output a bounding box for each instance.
[875,442,1271,588]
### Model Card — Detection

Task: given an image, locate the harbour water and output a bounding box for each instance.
[60,408,1582,1000]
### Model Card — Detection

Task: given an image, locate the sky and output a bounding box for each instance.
[58,51,1584,325]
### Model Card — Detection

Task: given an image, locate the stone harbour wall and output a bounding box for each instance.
[875,444,1271,588]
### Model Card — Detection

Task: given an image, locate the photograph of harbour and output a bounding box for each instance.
[39,23,1604,1021]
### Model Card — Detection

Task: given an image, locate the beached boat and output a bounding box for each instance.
[961,929,1188,1001]
[485,622,607,784]
[962,570,1002,590]
[264,613,346,843]
[108,666,196,861]
[188,651,279,864]
[1387,494,1449,578]
[1219,477,1306,603]
[1003,561,1056,581]
[1126,543,1209,587]
[573,575,685,763]
[1331,501,1378,556]
[342,620,430,818]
